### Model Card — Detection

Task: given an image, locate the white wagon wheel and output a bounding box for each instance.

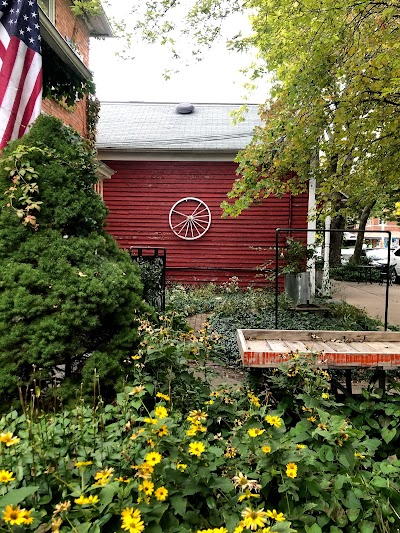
[169,197,212,240]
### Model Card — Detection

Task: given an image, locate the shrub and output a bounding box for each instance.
[0,352,400,532]
[0,116,147,407]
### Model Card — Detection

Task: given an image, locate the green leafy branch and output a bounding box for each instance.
[70,0,102,17]
[2,146,47,230]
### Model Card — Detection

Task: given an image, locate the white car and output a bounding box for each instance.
[365,248,400,283]
[341,246,366,264]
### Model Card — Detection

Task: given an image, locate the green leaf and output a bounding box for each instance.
[0,486,39,508]
[359,521,376,533]
[371,476,388,488]
[381,427,396,444]
[305,525,322,533]
[213,477,234,493]
[170,495,187,517]
[98,482,118,512]
[347,508,360,522]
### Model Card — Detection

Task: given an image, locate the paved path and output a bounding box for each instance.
[331,280,400,327]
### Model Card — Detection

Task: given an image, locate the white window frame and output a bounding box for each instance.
[39,0,55,22]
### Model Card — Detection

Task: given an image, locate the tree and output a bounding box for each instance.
[220,1,400,226]
[0,116,147,407]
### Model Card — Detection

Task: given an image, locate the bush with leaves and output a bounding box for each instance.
[0,116,147,407]
[1,351,400,532]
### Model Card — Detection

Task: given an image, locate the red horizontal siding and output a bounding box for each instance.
[102,161,308,286]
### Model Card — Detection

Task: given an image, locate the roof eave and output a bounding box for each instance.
[85,6,114,38]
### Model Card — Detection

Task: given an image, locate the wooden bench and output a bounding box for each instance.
[237,329,400,396]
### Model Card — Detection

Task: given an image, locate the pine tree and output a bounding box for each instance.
[0,115,146,406]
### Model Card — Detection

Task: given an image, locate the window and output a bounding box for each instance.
[38,0,55,21]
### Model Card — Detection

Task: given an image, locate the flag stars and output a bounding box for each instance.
[29,37,34,44]
[2,1,8,6]
[28,0,34,4]
[19,28,24,35]
[23,14,28,20]
[31,11,37,17]
[26,26,32,32]
[34,23,39,29]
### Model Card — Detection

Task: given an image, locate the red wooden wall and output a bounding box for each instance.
[102,160,309,286]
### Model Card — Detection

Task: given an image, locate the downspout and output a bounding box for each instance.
[307,176,317,297]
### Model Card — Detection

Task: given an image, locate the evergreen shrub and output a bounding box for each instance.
[0,116,147,407]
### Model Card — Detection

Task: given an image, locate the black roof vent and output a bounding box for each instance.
[176,102,195,114]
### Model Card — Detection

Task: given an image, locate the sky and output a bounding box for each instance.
[90,3,269,104]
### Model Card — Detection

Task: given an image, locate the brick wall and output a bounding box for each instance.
[41,0,90,136]
[42,98,87,137]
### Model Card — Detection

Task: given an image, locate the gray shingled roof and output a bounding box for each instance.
[96,102,261,152]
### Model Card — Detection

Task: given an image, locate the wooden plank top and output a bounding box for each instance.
[238,329,400,368]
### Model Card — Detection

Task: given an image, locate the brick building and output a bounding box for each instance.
[38,0,112,136]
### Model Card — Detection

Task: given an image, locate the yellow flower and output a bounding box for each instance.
[317,423,328,430]
[321,392,330,399]
[156,392,170,401]
[261,445,272,454]
[157,425,168,437]
[354,452,366,459]
[144,417,158,425]
[129,386,145,395]
[131,463,154,479]
[116,476,132,483]
[241,507,268,530]
[266,509,285,521]
[145,451,162,466]
[197,529,228,533]
[286,462,297,478]
[205,400,214,405]
[131,355,142,360]
[187,423,207,436]
[147,438,156,448]
[3,505,32,525]
[0,432,20,446]
[139,479,154,495]
[238,489,261,502]
[52,516,63,532]
[307,416,317,423]
[233,472,261,492]
[121,507,144,533]
[3,505,25,526]
[154,486,168,501]
[176,463,188,471]
[296,444,306,449]
[248,392,261,407]
[130,428,145,441]
[154,406,168,419]
[248,428,265,438]
[0,470,15,483]
[187,410,207,423]
[75,461,93,468]
[225,446,238,458]
[74,495,99,505]
[233,524,244,533]
[53,501,71,515]
[189,441,206,457]
[265,415,282,429]
[94,467,114,486]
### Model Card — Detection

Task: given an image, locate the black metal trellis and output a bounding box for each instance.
[275,228,392,330]
[130,247,167,311]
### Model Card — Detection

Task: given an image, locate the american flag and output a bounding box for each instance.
[0,0,42,149]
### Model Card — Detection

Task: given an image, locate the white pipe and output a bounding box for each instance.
[307,177,317,297]
[322,216,331,296]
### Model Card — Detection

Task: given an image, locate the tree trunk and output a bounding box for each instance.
[329,214,346,267]
[353,202,376,263]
